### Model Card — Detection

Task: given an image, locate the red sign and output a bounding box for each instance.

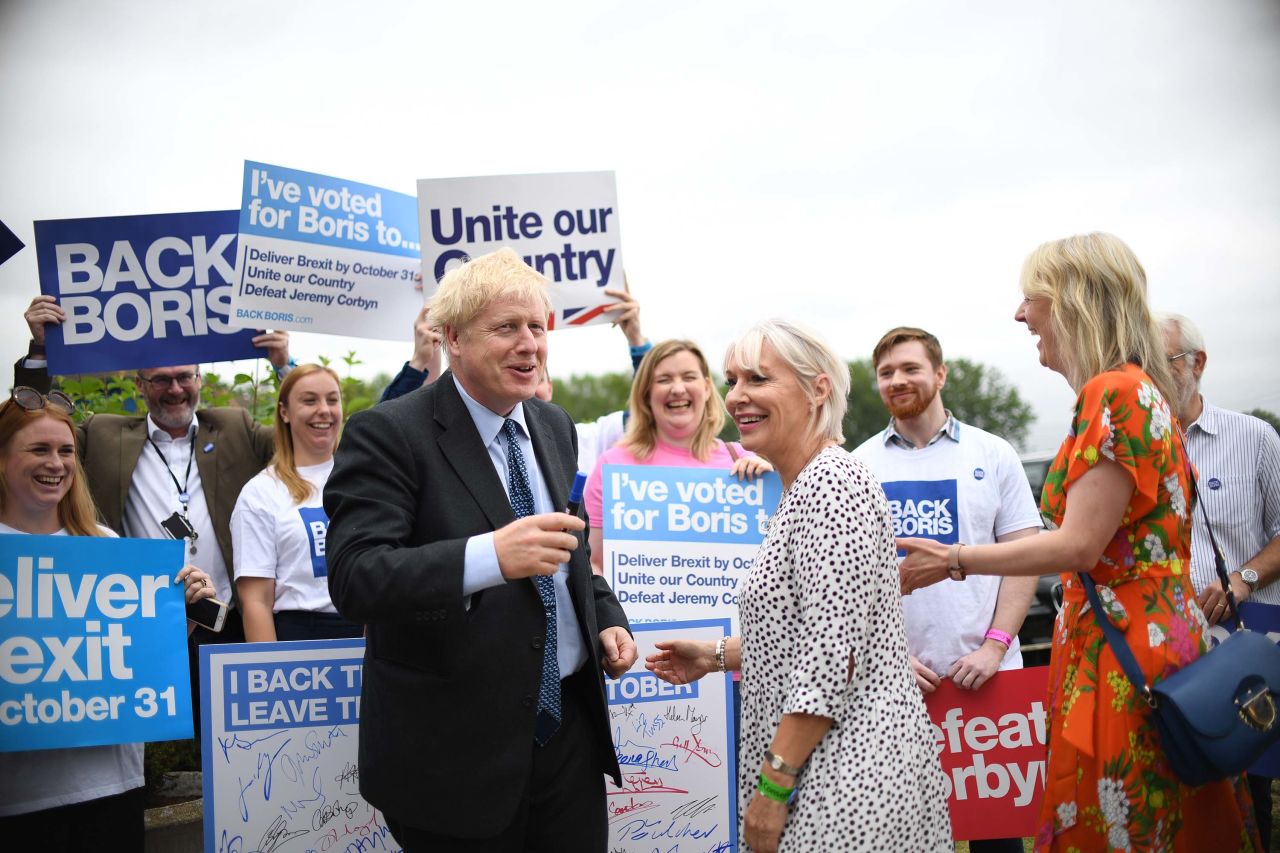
[924,666,1049,841]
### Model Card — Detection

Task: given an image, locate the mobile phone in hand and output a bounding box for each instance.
[187,596,229,632]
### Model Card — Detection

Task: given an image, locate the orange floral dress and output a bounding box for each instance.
[1035,364,1259,852]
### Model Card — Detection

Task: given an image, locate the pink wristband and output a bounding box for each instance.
[984,629,1013,648]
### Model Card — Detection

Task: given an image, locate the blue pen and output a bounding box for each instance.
[566,471,588,519]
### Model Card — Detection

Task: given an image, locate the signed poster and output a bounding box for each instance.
[200,639,400,853]
[606,620,736,853]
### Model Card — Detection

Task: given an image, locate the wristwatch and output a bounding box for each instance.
[1238,568,1260,591]
[764,748,804,777]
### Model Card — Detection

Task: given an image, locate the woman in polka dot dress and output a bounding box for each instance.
[647,320,951,852]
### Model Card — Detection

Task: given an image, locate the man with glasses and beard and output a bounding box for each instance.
[853,326,1041,853]
[16,294,292,734]
[1158,311,1280,846]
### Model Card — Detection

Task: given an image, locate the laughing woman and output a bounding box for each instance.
[232,364,360,641]
[584,338,769,573]
[0,388,215,850]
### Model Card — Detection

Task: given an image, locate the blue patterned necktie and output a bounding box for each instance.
[502,418,561,745]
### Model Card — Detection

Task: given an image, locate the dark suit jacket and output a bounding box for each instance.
[14,358,275,574]
[325,372,628,838]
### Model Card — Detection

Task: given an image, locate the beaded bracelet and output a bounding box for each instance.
[714,637,727,673]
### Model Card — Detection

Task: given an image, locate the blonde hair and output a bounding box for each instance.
[273,364,342,504]
[0,402,104,537]
[1020,233,1176,404]
[429,248,551,335]
[622,340,726,462]
[724,319,849,444]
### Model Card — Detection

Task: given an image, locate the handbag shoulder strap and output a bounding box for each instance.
[1180,426,1244,629]
[1079,572,1157,707]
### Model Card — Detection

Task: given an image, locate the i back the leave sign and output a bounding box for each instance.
[924,666,1049,841]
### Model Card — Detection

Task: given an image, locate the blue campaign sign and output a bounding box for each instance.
[0,534,191,751]
[239,161,420,257]
[34,210,264,375]
[601,465,782,545]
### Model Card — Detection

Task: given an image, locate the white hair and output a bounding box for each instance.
[1155,311,1206,354]
[724,319,849,444]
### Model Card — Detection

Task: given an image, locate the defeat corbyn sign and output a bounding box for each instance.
[925,666,1049,841]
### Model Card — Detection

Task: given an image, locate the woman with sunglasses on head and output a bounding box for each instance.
[232,364,360,641]
[0,388,216,850]
[898,234,1259,850]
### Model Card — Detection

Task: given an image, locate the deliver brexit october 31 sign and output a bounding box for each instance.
[602,465,781,635]
[34,210,263,375]
[232,161,424,340]
[0,535,192,751]
[417,171,623,329]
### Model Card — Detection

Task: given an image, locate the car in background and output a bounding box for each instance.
[1018,451,1060,667]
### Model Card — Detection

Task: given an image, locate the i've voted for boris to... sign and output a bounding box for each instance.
[202,639,401,853]
[925,666,1049,841]
[0,535,192,751]
[602,465,781,636]
[417,171,623,329]
[34,210,263,375]
[232,161,423,341]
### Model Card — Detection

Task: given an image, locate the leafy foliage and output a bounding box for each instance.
[553,357,1036,451]
[1249,408,1280,435]
[51,352,392,426]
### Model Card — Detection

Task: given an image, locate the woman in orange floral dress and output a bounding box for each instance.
[898,232,1258,851]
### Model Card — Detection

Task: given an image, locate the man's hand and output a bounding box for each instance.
[1198,574,1249,626]
[493,513,583,579]
[946,642,1005,690]
[25,295,64,345]
[601,275,645,347]
[910,655,941,694]
[252,330,291,370]
[600,626,637,678]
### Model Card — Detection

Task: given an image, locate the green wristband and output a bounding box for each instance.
[757,772,793,803]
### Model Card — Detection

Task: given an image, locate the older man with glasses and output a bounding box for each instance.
[14,294,293,738]
[1159,311,1280,847]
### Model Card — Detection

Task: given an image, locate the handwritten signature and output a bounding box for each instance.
[312,798,360,831]
[665,732,722,768]
[218,729,290,764]
[236,737,293,822]
[615,816,720,842]
[256,815,307,853]
[334,761,360,789]
[632,712,665,738]
[614,773,688,796]
[607,795,657,823]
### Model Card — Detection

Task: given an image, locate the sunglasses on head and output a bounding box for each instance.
[11,387,75,415]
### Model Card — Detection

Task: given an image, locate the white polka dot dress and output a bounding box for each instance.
[738,448,951,851]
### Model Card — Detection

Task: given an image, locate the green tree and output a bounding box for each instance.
[550,372,635,423]
[1249,408,1280,435]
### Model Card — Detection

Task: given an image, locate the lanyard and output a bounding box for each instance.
[147,431,197,514]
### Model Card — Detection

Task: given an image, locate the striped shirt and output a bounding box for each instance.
[1183,400,1280,604]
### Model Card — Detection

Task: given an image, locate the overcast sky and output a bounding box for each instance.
[2,0,1277,450]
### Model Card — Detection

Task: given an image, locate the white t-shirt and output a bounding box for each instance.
[575,410,626,478]
[853,422,1042,676]
[231,460,338,613]
[0,522,145,817]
